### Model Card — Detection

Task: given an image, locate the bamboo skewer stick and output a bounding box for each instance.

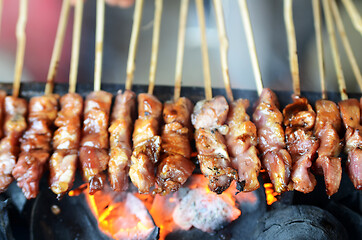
[284,0,301,97]
[238,0,263,96]
[0,0,3,37]
[125,0,144,91]
[195,0,212,100]
[312,0,327,99]
[341,0,362,36]
[93,0,105,92]
[330,0,362,91]
[148,0,163,95]
[12,0,28,98]
[69,0,84,94]
[213,0,233,102]
[45,0,71,95]
[322,0,348,100]
[174,0,189,102]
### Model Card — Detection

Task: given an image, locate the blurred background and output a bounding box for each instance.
[0,0,361,93]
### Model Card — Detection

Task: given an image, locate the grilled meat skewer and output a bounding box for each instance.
[339,99,362,190]
[313,100,343,196]
[0,96,28,192]
[192,96,238,194]
[0,90,6,139]
[129,93,162,194]
[226,99,261,192]
[108,90,136,191]
[253,88,292,193]
[12,94,59,199]
[283,96,319,193]
[49,93,83,197]
[155,97,195,195]
[79,91,112,194]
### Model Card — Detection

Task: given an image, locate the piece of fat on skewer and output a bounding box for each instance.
[49,0,84,198]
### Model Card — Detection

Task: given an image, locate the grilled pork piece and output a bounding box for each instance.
[108,90,136,191]
[252,88,292,193]
[283,96,319,193]
[192,96,237,194]
[79,91,112,194]
[0,97,27,192]
[0,90,6,139]
[314,100,343,196]
[49,93,83,197]
[226,99,261,192]
[155,97,195,195]
[339,99,362,190]
[129,93,162,193]
[12,94,59,199]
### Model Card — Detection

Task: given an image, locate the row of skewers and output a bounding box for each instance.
[0,0,361,201]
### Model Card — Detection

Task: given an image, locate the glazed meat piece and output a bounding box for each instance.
[49,93,83,197]
[313,100,343,196]
[192,96,237,194]
[12,94,59,199]
[129,93,162,193]
[79,91,112,194]
[0,97,27,192]
[226,99,261,192]
[283,96,319,193]
[252,88,292,193]
[108,90,136,191]
[155,97,195,195]
[339,99,362,190]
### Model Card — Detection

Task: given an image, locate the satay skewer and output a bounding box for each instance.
[174,0,189,101]
[312,0,327,99]
[45,0,71,95]
[0,0,3,36]
[312,0,343,196]
[69,0,84,94]
[148,0,163,94]
[49,0,84,198]
[322,0,348,100]
[213,0,233,102]
[195,0,212,100]
[330,0,362,91]
[12,0,71,199]
[12,0,28,98]
[214,0,261,192]
[125,0,144,90]
[238,0,263,96]
[341,0,362,36]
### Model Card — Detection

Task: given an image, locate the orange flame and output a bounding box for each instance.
[264,183,279,205]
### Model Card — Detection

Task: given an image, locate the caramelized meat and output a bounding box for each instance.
[49,93,83,197]
[339,99,362,190]
[12,94,59,199]
[314,100,343,196]
[130,93,162,193]
[192,96,237,194]
[0,90,7,139]
[79,91,112,194]
[108,90,136,191]
[252,88,292,193]
[283,96,319,193]
[0,97,28,192]
[155,97,195,195]
[226,99,261,192]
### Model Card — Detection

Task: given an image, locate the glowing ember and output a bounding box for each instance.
[74,174,260,240]
[264,183,280,205]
